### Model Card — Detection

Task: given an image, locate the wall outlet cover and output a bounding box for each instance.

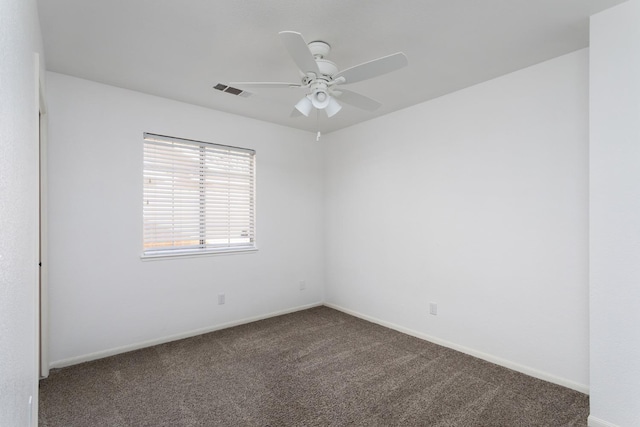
[430,302,438,315]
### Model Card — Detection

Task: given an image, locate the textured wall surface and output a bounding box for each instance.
[0,0,44,425]
[590,1,640,425]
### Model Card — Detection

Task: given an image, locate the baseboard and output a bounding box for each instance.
[588,415,621,427]
[324,302,589,394]
[50,300,591,395]
[49,302,323,369]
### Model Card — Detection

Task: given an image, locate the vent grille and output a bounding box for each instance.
[213,83,251,98]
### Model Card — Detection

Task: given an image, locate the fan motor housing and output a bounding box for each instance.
[308,41,337,77]
[315,59,338,77]
[308,41,330,57]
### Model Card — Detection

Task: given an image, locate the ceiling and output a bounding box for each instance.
[38,0,626,134]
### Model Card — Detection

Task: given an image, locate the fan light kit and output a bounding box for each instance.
[230,31,408,119]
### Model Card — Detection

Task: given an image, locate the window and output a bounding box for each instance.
[142,133,256,257]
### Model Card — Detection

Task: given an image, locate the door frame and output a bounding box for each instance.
[36,53,49,380]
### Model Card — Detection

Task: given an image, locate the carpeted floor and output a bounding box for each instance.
[39,306,588,426]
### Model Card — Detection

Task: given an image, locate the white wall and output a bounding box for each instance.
[324,50,589,390]
[46,72,324,365]
[0,0,44,425]
[590,1,640,426]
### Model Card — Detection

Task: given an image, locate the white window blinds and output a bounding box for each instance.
[143,133,256,256]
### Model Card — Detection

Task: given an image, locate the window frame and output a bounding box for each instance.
[141,132,257,259]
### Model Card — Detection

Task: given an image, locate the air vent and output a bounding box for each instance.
[213,83,251,98]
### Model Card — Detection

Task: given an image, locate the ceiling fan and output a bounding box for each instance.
[230,31,408,118]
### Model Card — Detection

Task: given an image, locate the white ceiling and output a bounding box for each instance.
[38,0,626,134]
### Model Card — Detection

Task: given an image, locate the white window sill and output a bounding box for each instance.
[140,247,258,261]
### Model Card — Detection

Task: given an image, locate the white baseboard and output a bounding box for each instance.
[588,415,621,427]
[324,302,589,394]
[50,300,591,396]
[49,302,323,369]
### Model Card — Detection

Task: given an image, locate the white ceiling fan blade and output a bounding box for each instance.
[279,31,320,75]
[229,82,302,88]
[335,89,382,112]
[334,52,408,85]
[290,108,303,118]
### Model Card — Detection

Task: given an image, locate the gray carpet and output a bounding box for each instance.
[39,306,588,426]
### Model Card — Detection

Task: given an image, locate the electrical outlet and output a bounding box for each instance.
[429,302,438,316]
[299,280,306,290]
[218,293,225,305]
